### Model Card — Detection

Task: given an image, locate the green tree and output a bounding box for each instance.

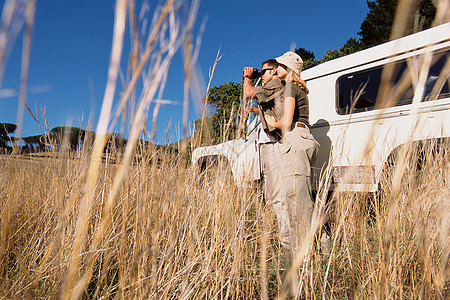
[318,0,434,63]
[294,47,318,70]
[321,49,343,62]
[0,123,17,148]
[359,0,436,48]
[49,126,95,150]
[340,38,364,55]
[22,134,45,150]
[196,81,243,145]
[105,132,127,152]
[418,0,437,28]
[320,38,365,63]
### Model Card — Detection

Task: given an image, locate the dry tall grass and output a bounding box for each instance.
[0,0,449,298]
[0,147,264,298]
[0,132,448,299]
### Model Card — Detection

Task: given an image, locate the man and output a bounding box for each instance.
[243,59,284,134]
[243,59,290,248]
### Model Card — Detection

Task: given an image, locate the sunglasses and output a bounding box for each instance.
[260,67,274,75]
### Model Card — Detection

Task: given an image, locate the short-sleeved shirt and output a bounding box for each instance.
[284,82,310,127]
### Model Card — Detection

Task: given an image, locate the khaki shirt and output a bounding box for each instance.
[254,78,285,134]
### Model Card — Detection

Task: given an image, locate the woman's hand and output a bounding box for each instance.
[265,96,295,130]
[265,115,276,127]
[247,107,259,115]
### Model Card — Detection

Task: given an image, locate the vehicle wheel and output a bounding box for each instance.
[198,157,233,190]
[378,139,448,197]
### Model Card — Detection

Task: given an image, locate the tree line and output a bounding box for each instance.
[194,0,437,146]
[0,123,127,154]
[0,122,183,158]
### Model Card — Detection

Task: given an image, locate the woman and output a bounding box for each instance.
[265,51,319,255]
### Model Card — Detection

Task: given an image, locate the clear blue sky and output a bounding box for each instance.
[0,0,369,144]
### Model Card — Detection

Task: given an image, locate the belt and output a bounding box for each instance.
[296,122,306,128]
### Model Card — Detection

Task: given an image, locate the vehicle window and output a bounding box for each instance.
[337,49,449,114]
[423,51,450,101]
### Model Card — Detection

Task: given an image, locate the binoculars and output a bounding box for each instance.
[245,68,263,79]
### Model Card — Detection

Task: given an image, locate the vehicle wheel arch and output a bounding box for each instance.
[378,137,449,191]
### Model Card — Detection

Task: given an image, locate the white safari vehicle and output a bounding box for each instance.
[192,23,450,192]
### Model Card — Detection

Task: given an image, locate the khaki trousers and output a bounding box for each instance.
[278,125,319,255]
[259,142,291,247]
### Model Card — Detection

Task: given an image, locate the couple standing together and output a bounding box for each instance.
[243,51,319,258]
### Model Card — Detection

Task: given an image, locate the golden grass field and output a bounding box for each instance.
[0,0,449,298]
[0,138,448,298]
